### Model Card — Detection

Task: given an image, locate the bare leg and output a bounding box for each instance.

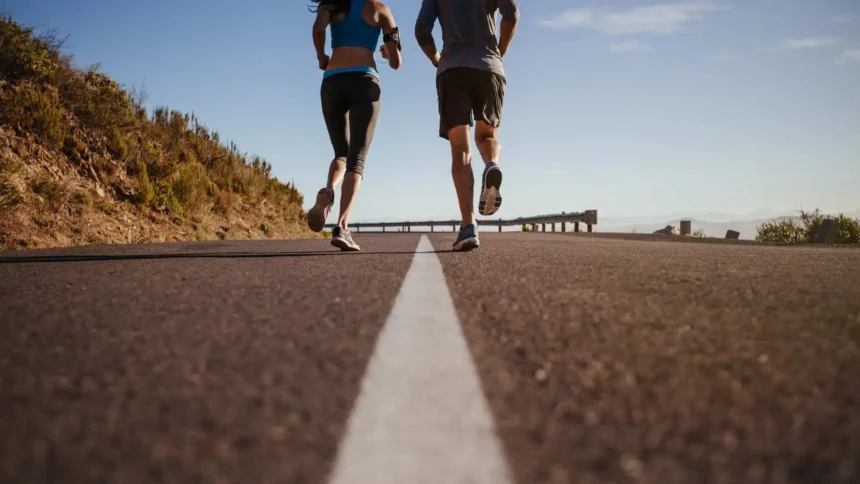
[448,125,475,227]
[327,158,347,189]
[475,121,501,167]
[336,172,362,230]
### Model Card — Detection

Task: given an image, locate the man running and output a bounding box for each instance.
[415,0,519,251]
[307,0,403,251]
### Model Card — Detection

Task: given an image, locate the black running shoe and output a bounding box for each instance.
[479,162,503,216]
[331,226,361,252]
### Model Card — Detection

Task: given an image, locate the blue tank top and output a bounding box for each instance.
[330,0,381,52]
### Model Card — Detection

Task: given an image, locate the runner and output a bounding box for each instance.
[415,0,519,251]
[307,0,402,251]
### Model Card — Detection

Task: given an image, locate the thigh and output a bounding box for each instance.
[346,75,382,156]
[320,77,350,158]
[436,68,474,140]
[469,69,506,129]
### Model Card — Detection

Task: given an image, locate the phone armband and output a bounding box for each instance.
[383,27,401,51]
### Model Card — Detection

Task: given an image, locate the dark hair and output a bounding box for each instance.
[308,0,351,16]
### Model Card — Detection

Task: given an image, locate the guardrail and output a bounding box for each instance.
[324,210,598,233]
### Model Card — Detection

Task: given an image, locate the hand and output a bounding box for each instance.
[431,53,440,67]
[318,54,330,71]
[380,44,389,60]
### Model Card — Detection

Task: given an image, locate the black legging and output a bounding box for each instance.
[320,72,381,177]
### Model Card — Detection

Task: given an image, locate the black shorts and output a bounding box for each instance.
[436,67,506,140]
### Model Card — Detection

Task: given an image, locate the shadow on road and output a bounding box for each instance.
[0,250,446,264]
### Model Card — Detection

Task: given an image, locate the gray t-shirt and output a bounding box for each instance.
[414,0,520,78]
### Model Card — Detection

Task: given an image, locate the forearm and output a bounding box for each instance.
[498,18,517,57]
[420,42,440,66]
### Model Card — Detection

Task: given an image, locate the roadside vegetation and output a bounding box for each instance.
[755,209,860,245]
[0,15,313,249]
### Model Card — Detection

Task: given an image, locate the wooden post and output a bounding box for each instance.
[430,226,434,233]
[680,220,691,236]
[552,223,556,232]
[453,225,457,232]
[407,225,411,233]
[587,224,593,233]
[542,223,546,232]
[575,222,580,233]
[562,222,566,232]
[498,225,502,233]
[814,219,837,244]
[532,224,537,232]
[382,226,386,233]
[725,230,739,240]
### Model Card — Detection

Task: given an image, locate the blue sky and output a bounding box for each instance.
[6,0,860,222]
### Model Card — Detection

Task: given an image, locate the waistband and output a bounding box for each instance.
[323,66,380,80]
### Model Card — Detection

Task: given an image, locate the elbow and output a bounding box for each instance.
[501,7,520,23]
[415,27,432,47]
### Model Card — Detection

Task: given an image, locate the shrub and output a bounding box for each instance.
[154,187,186,219]
[170,162,209,212]
[107,127,127,160]
[0,16,61,83]
[755,209,860,244]
[0,83,66,148]
[29,174,68,212]
[213,189,236,215]
[58,68,137,133]
[133,161,154,206]
[691,229,705,238]
[755,218,806,244]
[0,183,22,210]
[260,222,271,236]
[71,189,92,208]
[62,136,87,162]
[834,214,860,244]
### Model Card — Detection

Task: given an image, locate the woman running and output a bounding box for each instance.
[307,0,402,251]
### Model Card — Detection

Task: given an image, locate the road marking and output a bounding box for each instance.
[327,235,514,484]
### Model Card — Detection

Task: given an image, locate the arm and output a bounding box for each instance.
[378,3,402,70]
[313,8,330,70]
[414,0,440,67]
[497,0,519,58]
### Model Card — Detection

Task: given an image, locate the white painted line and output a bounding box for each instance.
[326,235,514,484]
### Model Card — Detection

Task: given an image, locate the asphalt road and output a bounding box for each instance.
[1,233,858,484]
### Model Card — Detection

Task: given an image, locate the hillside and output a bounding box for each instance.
[0,16,314,250]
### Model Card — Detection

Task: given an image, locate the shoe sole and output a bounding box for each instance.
[479,167,503,216]
[331,237,361,252]
[307,190,333,233]
[453,236,480,252]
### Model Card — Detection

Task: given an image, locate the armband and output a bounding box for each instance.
[383,27,401,51]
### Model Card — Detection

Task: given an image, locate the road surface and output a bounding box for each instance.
[1,233,858,484]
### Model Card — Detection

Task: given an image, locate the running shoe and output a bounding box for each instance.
[331,226,361,252]
[479,162,503,216]
[453,223,480,251]
[307,187,334,233]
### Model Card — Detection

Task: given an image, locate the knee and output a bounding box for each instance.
[450,148,471,169]
[346,155,365,177]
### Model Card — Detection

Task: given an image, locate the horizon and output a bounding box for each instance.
[5,0,860,224]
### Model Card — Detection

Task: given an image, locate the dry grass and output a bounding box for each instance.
[0,16,322,251]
